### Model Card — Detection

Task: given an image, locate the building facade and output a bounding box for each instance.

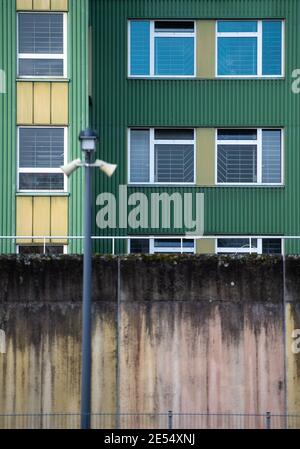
[1,0,300,255]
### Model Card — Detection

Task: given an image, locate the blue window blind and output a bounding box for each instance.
[130,21,150,75]
[155,37,194,75]
[262,21,282,75]
[130,130,150,182]
[262,130,281,183]
[218,21,257,33]
[218,37,257,75]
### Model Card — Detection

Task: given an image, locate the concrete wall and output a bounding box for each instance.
[0,255,299,422]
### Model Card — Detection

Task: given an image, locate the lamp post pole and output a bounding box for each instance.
[60,128,117,430]
[81,149,93,430]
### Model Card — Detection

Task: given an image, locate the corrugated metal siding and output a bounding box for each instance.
[0,0,16,253]
[90,0,300,253]
[68,0,89,253]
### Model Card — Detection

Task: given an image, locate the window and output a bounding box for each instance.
[216,129,282,185]
[129,238,195,254]
[17,245,66,255]
[129,20,195,77]
[18,12,67,77]
[216,238,282,254]
[129,128,195,184]
[18,127,67,192]
[217,20,283,77]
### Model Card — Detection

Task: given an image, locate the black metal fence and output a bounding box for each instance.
[0,412,300,429]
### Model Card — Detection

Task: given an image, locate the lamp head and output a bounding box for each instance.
[79,128,99,152]
[94,159,117,177]
[60,158,81,176]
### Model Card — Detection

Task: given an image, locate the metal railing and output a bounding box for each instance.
[1,235,298,255]
[0,412,299,429]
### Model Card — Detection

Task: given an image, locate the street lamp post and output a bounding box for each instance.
[61,129,117,429]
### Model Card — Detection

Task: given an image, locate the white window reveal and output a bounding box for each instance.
[216,238,282,254]
[129,128,195,184]
[18,127,67,192]
[216,128,282,185]
[129,238,195,254]
[18,12,67,77]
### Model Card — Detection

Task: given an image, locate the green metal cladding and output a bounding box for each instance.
[1,0,300,253]
[0,0,16,253]
[68,0,89,253]
[89,0,300,254]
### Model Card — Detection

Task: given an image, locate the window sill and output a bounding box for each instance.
[128,76,285,81]
[215,184,285,188]
[16,192,70,196]
[16,77,70,83]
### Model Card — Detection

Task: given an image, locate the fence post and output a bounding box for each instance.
[168,410,173,430]
[265,412,271,429]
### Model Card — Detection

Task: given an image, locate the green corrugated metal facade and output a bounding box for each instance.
[89,0,300,254]
[1,0,300,253]
[0,0,16,253]
[68,0,89,253]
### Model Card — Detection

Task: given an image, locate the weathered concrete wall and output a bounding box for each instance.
[0,255,299,418]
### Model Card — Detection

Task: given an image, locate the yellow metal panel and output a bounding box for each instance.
[34,83,51,124]
[196,128,215,186]
[16,0,33,10]
[33,0,50,10]
[50,197,68,244]
[196,20,215,79]
[51,83,69,125]
[17,82,33,125]
[286,303,300,418]
[33,197,51,243]
[51,0,68,10]
[16,197,33,244]
[196,239,215,254]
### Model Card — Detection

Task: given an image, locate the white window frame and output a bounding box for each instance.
[128,19,196,78]
[128,237,196,254]
[215,19,284,78]
[17,12,68,79]
[215,237,283,255]
[17,126,68,193]
[128,128,196,185]
[16,244,68,255]
[215,128,284,186]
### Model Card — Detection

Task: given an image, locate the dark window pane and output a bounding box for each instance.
[19,245,64,255]
[217,144,257,183]
[155,144,194,182]
[130,129,150,182]
[19,173,64,191]
[19,13,64,54]
[155,129,194,140]
[19,59,64,76]
[218,238,250,248]
[155,21,194,32]
[154,238,194,248]
[130,239,150,253]
[262,129,281,183]
[19,128,64,168]
[262,239,282,254]
[218,129,257,140]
